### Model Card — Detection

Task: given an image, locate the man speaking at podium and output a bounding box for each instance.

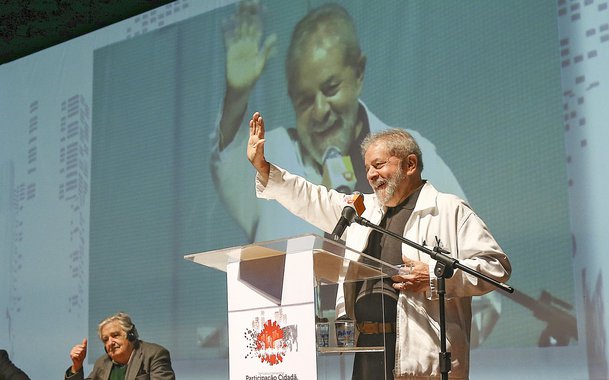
[246,111,511,380]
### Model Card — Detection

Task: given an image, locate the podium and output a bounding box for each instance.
[185,233,401,380]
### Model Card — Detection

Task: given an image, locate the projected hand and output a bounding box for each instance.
[69,338,88,373]
[248,111,270,184]
[223,0,277,93]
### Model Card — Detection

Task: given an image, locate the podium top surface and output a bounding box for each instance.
[184,233,401,283]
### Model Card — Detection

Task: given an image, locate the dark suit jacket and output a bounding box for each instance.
[65,341,175,380]
[0,349,30,380]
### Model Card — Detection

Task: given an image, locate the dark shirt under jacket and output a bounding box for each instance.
[352,185,423,380]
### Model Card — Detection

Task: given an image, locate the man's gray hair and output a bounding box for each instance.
[361,128,424,171]
[97,312,139,341]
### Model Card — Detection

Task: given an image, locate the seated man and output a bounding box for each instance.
[65,312,175,380]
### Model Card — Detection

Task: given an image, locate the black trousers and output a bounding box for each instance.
[352,291,398,380]
[352,332,396,380]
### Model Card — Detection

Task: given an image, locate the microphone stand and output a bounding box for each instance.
[353,215,514,380]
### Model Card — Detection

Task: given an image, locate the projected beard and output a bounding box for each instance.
[372,163,404,206]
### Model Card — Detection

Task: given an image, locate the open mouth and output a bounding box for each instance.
[373,180,387,191]
[314,119,341,140]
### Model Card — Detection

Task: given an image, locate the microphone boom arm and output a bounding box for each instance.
[354,216,514,293]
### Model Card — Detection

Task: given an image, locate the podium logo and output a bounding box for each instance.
[245,312,299,366]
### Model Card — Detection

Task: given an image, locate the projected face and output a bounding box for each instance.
[365,142,411,207]
[100,321,134,365]
[290,39,364,167]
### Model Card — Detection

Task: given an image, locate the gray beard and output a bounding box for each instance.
[374,166,404,206]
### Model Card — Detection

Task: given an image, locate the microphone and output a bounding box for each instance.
[322,146,356,193]
[330,193,365,240]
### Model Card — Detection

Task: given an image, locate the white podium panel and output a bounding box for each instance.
[185,234,399,380]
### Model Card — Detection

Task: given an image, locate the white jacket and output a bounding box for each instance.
[257,164,511,380]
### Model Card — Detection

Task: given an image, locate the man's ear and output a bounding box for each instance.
[356,54,367,81]
[405,154,418,175]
